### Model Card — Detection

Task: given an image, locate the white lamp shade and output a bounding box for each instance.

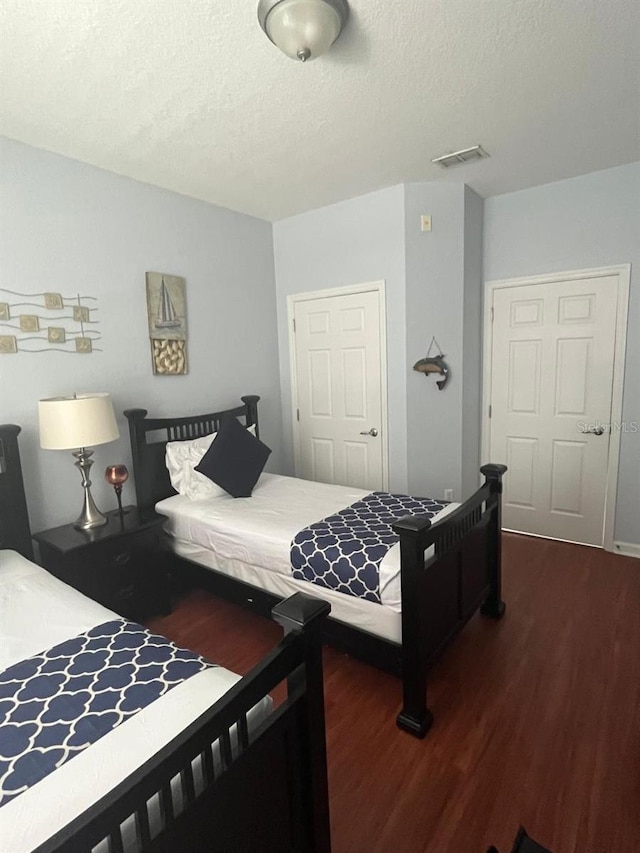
[263,0,344,61]
[39,393,119,450]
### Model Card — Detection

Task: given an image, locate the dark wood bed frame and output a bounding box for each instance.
[0,424,34,560]
[124,396,507,739]
[0,424,332,853]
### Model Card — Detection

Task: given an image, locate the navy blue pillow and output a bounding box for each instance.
[194,416,271,498]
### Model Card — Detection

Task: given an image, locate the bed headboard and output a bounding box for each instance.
[124,395,260,514]
[0,424,34,560]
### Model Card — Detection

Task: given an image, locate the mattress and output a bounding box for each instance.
[156,473,459,643]
[0,549,270,853]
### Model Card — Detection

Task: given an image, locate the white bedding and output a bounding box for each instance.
[0,549,269,853]
[156,473,459,642]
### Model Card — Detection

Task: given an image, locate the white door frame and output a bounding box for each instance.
[287,280,389,491]
[481,264,630,552]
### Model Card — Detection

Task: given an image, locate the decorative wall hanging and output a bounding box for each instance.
[145,272,188,375]
[413,336,450,390]
[0,288,101,354]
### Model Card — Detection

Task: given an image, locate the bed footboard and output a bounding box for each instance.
[393,464,507,737]
[34,593,331,853]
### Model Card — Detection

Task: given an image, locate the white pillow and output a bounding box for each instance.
[165,432,226,500]
[165,424,258,501]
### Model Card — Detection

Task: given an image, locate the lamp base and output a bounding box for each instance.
[72,448,108,530]
[74,512,108,531]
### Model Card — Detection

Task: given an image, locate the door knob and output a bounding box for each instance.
[580,425,605,435]
[359,428,378,437]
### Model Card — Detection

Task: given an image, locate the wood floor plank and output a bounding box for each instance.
[146,534,640,852]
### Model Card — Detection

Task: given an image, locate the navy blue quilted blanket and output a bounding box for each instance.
[291,491,448,603]
[0,620,213,807]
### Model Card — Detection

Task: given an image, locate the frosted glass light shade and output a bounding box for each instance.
[258,0,348,62]
[39,393,119,450]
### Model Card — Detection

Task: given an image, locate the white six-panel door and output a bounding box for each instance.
[291,286,386,491]
[488,275,620,546]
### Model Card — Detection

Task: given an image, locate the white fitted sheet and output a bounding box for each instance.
[156,473,459,639]
[0,549,269,853]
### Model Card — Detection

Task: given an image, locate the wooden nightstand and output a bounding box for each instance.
[33,507,171,621]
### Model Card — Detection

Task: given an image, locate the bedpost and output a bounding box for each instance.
[479,463,507,619]
[241,395,261,438]
[272,593,332,853]
[392,515,434,738]
[0,424,34,560]
[123,409,149,510]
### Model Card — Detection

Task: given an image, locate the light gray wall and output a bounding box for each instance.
[404,182,466,499]
[272,185,409,492]
[274,181,482,501]
[461,186,484,498]
[0,137,281,533]
[483,163,640,545]
[7,137,633,546]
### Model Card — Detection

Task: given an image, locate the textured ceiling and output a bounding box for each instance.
[1,0,639,221]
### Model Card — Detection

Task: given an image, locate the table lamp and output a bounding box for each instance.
[38,393,119,530]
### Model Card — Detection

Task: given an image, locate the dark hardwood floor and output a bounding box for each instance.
[146,534,640,853]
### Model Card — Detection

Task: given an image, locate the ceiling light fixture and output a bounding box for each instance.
[257,0,349,62]
[431,145,490,169]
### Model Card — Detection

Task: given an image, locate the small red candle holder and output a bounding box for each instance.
[105,464,129,520]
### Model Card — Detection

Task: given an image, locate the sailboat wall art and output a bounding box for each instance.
[145,272,188,375]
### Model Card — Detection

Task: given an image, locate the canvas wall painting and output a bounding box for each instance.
[145,272,188,375]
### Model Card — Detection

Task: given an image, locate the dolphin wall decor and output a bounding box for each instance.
[412,354,450,390]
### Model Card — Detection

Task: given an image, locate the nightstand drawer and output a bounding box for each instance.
[89,528,160,570]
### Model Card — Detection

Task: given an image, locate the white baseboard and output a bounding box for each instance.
[613,541,640,559]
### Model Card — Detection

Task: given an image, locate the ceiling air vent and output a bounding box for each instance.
[431,145,489,168]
